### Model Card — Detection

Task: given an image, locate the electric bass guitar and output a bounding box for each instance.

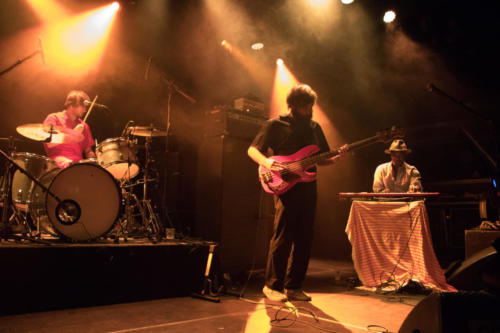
[258,126,404,195]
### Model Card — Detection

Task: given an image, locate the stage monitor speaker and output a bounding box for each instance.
[399,292,500,333]
[195,134,273,273]
[446,245,497,291]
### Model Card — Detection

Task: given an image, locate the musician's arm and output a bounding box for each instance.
[372,164,386,193]
[248,146,275,170]
[409,167,423,192]
[84,147,96,159]
[318,144,349,166]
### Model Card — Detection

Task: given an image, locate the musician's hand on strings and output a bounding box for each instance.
[337,144,349,157]
[265,158,286,172]
[326,144,350,164]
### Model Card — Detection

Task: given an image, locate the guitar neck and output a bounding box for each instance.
[301,134,380,166]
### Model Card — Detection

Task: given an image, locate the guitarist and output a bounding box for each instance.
[247,84,348,302]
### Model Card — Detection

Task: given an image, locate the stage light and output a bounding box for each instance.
[251,42,264,51]
[383,10,396,23]
[308,0,329,6]
[111,2,120,11]
[220,40,271,92]
[270,59,297,117]
[25,0,69,22]
[341,0,354,4]
[41,2,120,73]
[220,39,233,52]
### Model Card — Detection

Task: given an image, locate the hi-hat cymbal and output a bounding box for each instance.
[128,126,168,137]
[16,123,83,144]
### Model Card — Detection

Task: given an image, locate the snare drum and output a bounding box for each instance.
[96,137,139,181]
[29,162,121,241]
[11,152,56,204]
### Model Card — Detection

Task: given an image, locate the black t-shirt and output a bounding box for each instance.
[251,115,330,156]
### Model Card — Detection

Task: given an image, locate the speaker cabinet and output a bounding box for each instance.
[446,245,497,291]
[399,292,500,333]
[465,230,500,258]
[195,134,273,273]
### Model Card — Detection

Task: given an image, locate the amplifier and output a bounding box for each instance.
[204,107,267,141]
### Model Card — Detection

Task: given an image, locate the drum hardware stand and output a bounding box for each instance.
[138,134,163,242]
[0,147,54,245]
[112,132,163,243]
[191,243,221,303]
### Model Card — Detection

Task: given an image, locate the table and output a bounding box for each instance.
[345,200,456,291]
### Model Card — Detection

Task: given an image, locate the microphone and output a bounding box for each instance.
[84,100,109,109]
[37,37,45,65]
[144,56,152,80]
[121,120,135,137]
[426,83,435,92]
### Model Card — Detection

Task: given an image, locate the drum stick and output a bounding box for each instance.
[82,95,98,124]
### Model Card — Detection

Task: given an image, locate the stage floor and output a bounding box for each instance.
[0,258,425,333]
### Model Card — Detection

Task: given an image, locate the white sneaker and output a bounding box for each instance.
[262,285,288,302]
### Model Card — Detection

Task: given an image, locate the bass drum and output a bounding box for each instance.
[29,163,121,241]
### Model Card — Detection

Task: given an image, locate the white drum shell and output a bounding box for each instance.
[30,163,121,241]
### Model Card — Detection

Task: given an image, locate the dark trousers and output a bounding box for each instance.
[265,181,317,291]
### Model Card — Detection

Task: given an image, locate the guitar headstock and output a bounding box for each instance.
[376,126,405,143]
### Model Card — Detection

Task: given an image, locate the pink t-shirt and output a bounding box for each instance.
[43,111,95,166]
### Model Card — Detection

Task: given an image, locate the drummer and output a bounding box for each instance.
[43,90,96,169]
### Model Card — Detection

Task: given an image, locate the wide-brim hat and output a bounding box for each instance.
[384,139,412,154]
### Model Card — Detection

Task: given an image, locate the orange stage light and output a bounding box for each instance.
[40,2,119,75]
[221,40,272,95]
[270,59,298,118]
[25,0,69,23]
[270,60,335,135]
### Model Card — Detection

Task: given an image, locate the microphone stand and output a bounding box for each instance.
[0,49,41,77]
[428,83,500,215]
[157,72,196,232]
[427,83,488,121]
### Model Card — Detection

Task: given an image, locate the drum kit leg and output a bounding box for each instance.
[106,125,172,243]
[0,124,172,244]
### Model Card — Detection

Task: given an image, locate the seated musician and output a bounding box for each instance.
[372,139,422,193]
[43,90,96,169]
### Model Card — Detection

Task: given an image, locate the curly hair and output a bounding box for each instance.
[286,84,317,109]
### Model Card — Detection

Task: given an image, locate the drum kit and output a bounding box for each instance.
[0,122,169,243]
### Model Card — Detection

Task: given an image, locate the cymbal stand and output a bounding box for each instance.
[138,134,163,242]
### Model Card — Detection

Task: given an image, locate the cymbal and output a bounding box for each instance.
[0,137,25,143]
[128,126,168,137]
[16,123,83,144]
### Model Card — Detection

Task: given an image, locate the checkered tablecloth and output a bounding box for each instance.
[345,200,456,291]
